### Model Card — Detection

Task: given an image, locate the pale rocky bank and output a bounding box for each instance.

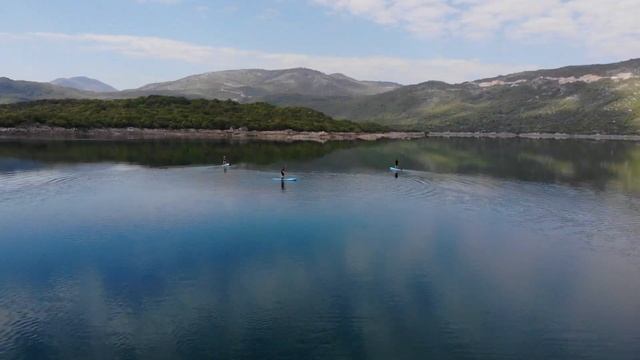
[0,127,426,143]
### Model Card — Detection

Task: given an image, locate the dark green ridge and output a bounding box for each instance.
[0,96,388,133]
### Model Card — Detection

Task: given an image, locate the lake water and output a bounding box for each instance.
[1,138,639,359]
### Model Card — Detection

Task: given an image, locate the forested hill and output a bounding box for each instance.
[0,96,386,132]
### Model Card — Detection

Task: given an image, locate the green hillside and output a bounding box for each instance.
[270,77,640,134]
[0,96,386,132]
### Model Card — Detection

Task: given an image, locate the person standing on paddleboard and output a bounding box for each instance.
[223,155,227,165]
[281,166,286,180]
[395,159,399,168]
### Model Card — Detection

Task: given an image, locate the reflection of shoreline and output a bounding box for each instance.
[429,132,640,141]
[0,127,425,143]
[0,136,637,193]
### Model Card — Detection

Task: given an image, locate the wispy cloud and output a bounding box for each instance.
[3,32,531,84]
[312,0,640,59]
[0,32,26,42]
[30,32,217,63]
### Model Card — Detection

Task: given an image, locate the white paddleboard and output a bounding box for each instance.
[389,166,403,172]
[273,177,298,181]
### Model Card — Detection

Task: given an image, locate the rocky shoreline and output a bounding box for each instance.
[0,127,426,142]
[428,131,640,141]
[3,127,639,142]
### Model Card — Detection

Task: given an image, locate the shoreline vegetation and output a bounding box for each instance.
[0,96,388,134]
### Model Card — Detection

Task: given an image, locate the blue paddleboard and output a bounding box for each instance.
[273,177,298,181]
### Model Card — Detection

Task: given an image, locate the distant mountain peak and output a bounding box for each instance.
[0,78,92,104]
[51,76,117,93]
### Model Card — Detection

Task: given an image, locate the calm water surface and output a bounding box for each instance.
[1,138,639,359]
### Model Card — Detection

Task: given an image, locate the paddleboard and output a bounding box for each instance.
[273,177,298,181]
[222,163,230,167]
[389,166,403,172]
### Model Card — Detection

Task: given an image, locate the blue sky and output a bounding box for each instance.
[1,0,638,89]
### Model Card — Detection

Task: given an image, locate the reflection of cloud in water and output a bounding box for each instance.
[0,163,639,358]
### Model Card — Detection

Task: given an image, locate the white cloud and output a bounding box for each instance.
[30,32,217,63]
[312,0,640,58]
[5,32,530,85]
[0,32,26,43]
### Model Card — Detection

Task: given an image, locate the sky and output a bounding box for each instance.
[0,0,638,89]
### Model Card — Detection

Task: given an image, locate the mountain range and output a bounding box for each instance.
[131,68,400,100]
[51,76,118,93]
[0,77,92,104]
[1,59,639,134]
[267,59,640,134]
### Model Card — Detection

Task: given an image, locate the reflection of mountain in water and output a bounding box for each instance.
[314,138,640,193]
[0,138,639,192]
